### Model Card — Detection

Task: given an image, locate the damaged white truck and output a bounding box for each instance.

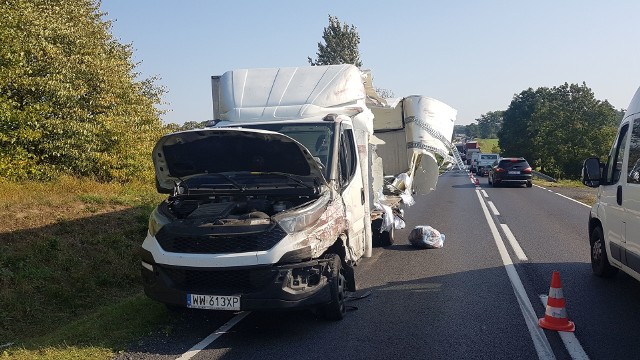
[140,65,457,320]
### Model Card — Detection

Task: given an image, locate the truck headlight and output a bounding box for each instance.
[148,206,171,237]
[275,193,329,234]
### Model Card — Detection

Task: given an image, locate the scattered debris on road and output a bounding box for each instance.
[408,226,445,249]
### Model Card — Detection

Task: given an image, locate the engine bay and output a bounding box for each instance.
[161,194,317,225]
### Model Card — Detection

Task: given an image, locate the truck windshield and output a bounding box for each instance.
[233,123,334,176]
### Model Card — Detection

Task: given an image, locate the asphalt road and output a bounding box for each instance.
[116,170,640,360]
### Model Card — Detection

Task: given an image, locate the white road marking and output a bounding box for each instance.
[475,190,556,360]
[533,185,591,208]
[500,224,528,261]
[488,201,500,215]
[176,311,251,360]
[481,190,488,198]
[539,295,590,360]
[553,192,591,208]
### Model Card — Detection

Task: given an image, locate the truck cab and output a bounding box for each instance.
[140,64,458,320]
[583,86,640,281]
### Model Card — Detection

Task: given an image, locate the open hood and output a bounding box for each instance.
[153,128,327,193]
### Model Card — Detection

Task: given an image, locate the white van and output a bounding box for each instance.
[582,86,640,280]
[475,153,499,176]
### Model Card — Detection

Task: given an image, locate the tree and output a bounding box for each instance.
[499,84,619,179]
[531,83,618,179]
[466,123,479,138]
[0,0,166,182]
[308,15,362,67]
[476,111,503,138]
[498,88,547,167]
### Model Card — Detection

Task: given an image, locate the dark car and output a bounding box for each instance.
[476,165,490,177]
[488,158,533,187]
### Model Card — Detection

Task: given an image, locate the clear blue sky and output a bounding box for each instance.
[100,1,640,125]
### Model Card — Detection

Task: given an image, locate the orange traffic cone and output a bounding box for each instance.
[539,271,575,332]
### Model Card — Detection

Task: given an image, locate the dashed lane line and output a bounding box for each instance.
[475,190,556,360]
[500,224,528,261]
[533,185,590,208]
[488,201,500,215]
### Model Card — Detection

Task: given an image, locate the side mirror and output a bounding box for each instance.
[582,157,602,187]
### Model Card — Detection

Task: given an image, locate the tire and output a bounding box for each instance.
[320,254,346,320]
[590,226,618,278]
[526,181,532,188]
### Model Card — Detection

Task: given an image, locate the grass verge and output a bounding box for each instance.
[534,179,597,206]
[0,176,172,359]
[2,295,171,360]
[476,138,500,154]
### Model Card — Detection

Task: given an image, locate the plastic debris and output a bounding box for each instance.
[408,226,445,249]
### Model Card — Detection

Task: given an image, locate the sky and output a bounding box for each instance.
[99,1,640,126]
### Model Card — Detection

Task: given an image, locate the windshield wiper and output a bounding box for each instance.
[194,173,245,191]
[250,172,314,190]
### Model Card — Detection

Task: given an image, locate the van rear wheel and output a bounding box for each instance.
[590,226,618,278]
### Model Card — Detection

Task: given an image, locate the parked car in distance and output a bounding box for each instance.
[488,158,532,187]
[582,85,640,281]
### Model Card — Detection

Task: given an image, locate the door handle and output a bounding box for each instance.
[617,185,622,206]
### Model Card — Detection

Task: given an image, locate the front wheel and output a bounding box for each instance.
[319,254,346,320]
[590,226,618,277]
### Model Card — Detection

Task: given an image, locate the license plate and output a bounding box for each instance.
[187,294,240,310]
[508,171,520,175]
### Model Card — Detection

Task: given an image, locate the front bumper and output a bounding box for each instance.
[140,248,335,310]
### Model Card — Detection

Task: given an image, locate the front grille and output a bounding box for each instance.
[156,225,287,254]
[160,266,277,293]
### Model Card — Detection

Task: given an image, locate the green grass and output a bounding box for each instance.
[2,295,172,360]
[534,179,583,188]
[0,176,170,359]
[476,138,500,154]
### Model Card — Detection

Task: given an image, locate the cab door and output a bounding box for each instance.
[337,124,367,260]
[600,123,630,268]
[622,118,640,275]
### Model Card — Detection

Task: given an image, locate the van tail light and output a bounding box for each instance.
[495,167,506,173]
[523,167,532,174]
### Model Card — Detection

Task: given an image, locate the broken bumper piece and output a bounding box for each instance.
[141,254,337,311]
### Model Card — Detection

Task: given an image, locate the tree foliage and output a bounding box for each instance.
[498,83,619,179]
[498,88,544,165]
[0,0,166,182]
[476,111,503,138]
[308,15,362,67]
